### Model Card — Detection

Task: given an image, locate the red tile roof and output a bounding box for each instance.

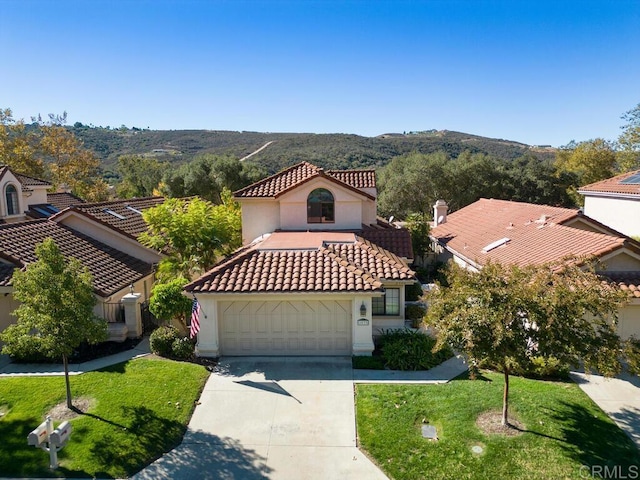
[605,272,640,299]
[233,162,375,200]
[327,169,376,189]
[430,198,631,268]
[53,197,165,239]
[361,224,414,260]
[579,169,640,196]
[186,232,414,294]
[47,192,85,210]
[14,172,51,187]
[0,220,153,296]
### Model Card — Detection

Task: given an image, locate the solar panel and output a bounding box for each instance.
[103,208,126,220]
[620,173,640,185]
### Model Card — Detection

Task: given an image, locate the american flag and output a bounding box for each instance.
[190,298,201,338]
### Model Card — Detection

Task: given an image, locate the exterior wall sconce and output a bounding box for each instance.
[360,301,367,317]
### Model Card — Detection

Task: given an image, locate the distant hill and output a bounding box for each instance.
[69,125,556,175]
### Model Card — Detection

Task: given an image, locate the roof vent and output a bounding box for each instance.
[482,237,510,253]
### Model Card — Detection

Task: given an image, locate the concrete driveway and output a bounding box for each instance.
[134,357,387,480]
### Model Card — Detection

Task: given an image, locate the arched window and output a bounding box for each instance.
[307,188,334,223]
[5,184,18,216]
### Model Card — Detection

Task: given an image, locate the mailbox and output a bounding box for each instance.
[28,420,49,446]
[49,421,72,447]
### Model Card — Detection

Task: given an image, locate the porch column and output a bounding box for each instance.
[195,296,220,357]
[121,293,142,338]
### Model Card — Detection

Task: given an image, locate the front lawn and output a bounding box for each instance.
[356,372,640,480]
[0,357,209,478]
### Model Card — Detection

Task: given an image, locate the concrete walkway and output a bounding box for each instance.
[570,370,640,449]
[133,357,389,480]
[0,337,151,377]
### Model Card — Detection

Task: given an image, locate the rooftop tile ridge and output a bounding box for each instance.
[184,244,259,292]
[326,168,376,174]
[355,236,411,271]
[232,161,319,196]
[76,196,165,209]
[318,245,383,288]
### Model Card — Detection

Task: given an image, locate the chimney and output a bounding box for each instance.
[433,200,448,226]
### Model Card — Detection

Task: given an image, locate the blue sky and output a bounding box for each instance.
[2,0,639,146]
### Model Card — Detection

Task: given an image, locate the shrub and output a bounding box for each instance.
[172,337,195,360]
[1,333,53,363]
[352,355,386,370]
[149,325,180,357]
[405,282,423,302]
[405,304,426,328]
[379,329,453,371]
[478,355,570,380]
[624,337,640,375]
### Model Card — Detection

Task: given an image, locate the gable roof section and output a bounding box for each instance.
[579,169,640,196]
[360,223,414,260]
[233,162,375,200]
[47,192,85,210]
[186,231,414,294]
[326,169,376,189]
[430,198,632,268]
[52,196,165,239]
[0,219,153,297]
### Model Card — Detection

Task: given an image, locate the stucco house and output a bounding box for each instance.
[185,161,415,357]
[0,168,165,343]
[578,169,640,238]
[430,198,640,340]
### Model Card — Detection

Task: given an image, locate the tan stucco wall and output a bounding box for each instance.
[0,294,20,343]
[278,178,366,231]
[619,304,640,340]
[583,195,640,238]
[600,252,640,271]
[25,186,49,206]
[240,201,280,245]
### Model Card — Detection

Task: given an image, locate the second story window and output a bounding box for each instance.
[5,185,18,216]
[307,188,334,223]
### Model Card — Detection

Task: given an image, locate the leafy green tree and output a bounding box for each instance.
[139,192,241,279]
[406,212,431,258]
[0,108,45,177]
[555,139,618,204]
[0,238,108,408]
[618,103,640,172]
[426,260,627,426]
[149,277,193,327]
[116,154,169,198]
[162,154,265,203]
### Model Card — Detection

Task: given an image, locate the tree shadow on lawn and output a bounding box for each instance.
[548,400,640,469]
[0,415,56,477]
[64,405,270,479]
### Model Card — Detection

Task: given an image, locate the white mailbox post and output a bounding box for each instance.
[27,416,73,469]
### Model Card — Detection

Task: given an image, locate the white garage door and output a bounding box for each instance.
[219,300,352,355]
[619,305,640,340]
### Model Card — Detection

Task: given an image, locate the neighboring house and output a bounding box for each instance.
[430,198,640,340]
[579,169,640,238]
[0,167,165,343]
[185,161,415,357]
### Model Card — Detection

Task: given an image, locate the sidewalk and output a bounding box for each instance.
[0,337,151,377]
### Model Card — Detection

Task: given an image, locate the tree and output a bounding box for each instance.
[139,192,242,279]
[116,154,169,198]
[162,154,266,203]
[37,115,109,201]
[0,238,108,408]
[618,103,640,172]
[0,108,45,177]
[555,139,618,204]
[425,260,627,426]
[149,277,193,327]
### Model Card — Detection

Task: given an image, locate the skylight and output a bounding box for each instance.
[126,205,143,215]
[620,173,640,185]
[103,208,126,220]
[482,237,510,253]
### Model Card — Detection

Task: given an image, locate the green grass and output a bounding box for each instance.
[0,357,209,478]
[356,372,640,480]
